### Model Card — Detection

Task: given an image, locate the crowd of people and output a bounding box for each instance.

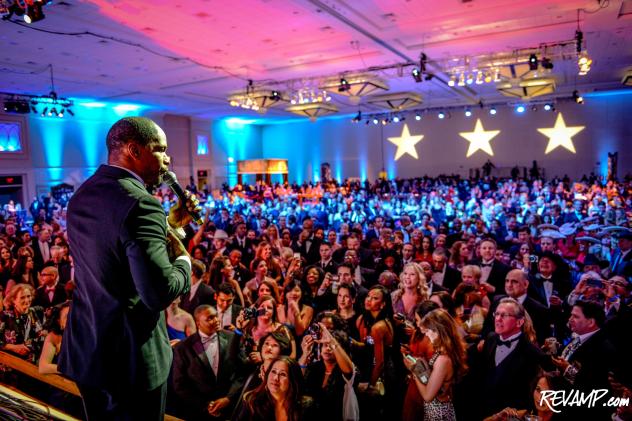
[1,171,632,420]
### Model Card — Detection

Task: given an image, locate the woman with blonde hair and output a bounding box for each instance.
[403,308,468,420]
[391,263,429,321]
[0,283,46,363]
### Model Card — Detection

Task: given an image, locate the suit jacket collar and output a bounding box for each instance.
[192,331,229,379]
[96,165,146,191]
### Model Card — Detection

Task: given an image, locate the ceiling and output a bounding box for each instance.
[0,0,631,121]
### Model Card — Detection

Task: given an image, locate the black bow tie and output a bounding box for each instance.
[481,263,493,268]
[498,336,520,348]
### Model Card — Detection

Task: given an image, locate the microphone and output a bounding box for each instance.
[162,171,203,226]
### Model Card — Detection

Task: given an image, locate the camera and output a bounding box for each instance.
[243,307,265,320]
[586,278,603,288]
[529,254,539,263]
[543,337,560,356]
[307,323,321,340]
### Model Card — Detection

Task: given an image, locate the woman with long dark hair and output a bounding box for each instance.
[277,281,314,337]
[234,356,303,421]
[208,255,245,306]
[402,309,468,420]
[355,285,396,420]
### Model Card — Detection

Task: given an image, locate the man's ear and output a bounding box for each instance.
[127,142,141,160]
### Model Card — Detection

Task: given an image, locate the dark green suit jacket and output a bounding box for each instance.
[59,164,191,390]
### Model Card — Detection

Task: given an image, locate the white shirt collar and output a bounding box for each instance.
[516,293,527,304]
[578,328,599,344]
[108,164,145,185]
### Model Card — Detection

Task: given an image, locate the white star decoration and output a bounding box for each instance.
[537,113,585,154]
[459,119,500,157]
[387,124,424,160]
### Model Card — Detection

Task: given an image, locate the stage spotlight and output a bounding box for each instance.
[489,107,497,115]
[338,78,351,92]
[48,107,56,117]
[573,90,584,104]
[531,105,537,112]
[412,68,423,83]
[458,73,466,87]
[58,108,65,118]
[484,72,492,83]
[393,116,400,123]
[448,75,456,87]
[466,73,474,85]
[415,113,421,121]
[516,105,526,113]
[542,57,554,70]
[381,118,388,125]
[544,103,552,111]
[528,54,538,71]
[24,2,45,24]
[41,107,48,117]
[372,118,379,125]
[351,110,362,123]
[465,108,472,117]
[270,90,281,101]
[438,111,445,119]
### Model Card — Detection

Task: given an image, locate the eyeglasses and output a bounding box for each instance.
[493,312,517,319]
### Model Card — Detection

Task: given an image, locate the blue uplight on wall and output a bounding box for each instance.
[197,134,209,155]
[0,122,22,152]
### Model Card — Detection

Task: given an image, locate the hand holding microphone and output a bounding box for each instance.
[163,171,204,227]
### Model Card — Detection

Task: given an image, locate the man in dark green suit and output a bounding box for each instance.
[59,117,195,420]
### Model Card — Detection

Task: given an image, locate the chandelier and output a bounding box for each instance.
[227,80,287,114]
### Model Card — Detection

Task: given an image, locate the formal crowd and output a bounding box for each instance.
[1,173,632,420]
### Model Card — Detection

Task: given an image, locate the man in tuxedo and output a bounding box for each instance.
[171,305,243,420]
[49,245,72,285]
[552,300,618,419]
[471,238,510,297]
[528,252,572,308]
[228,222,254,268]
[181,259,215,315]
[365,216,384,243]
[32,266,67,308]
[295,217,321,265]
[59,117,194,421]
[476,298,550,418]
[482,269,551,344]
[31,225,52,272]
[431,249,461,291]
[228,249,251,288]
[401,243,415,266]
[610,231,632,281]
[215,283,242,330]
[318,242,337,274]
[417,261,448,295]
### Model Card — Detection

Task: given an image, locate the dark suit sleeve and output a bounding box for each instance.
[123,196,190,312]
[226,333,245,402]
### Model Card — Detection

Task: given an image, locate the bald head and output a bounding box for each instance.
[504,269,529,298]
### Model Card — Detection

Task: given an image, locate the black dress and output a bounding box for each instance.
[303,362,356,421]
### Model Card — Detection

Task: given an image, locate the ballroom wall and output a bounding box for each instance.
[1,90,631,207]
[260,91,632,183]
